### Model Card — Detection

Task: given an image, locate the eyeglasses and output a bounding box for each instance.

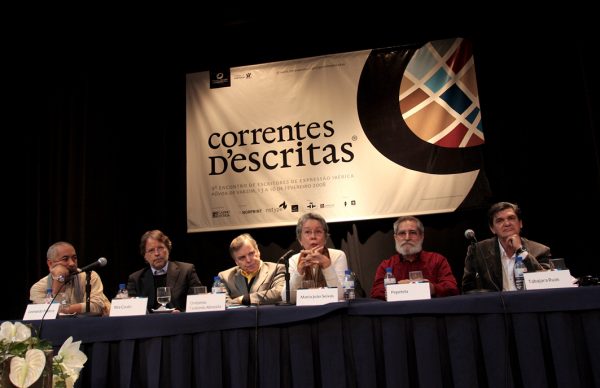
[302,229,325,237]
[395,230,420,238]
[52,255,78,264]
[146,246,166,254]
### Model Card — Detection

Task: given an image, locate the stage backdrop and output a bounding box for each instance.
[186,37,486,232]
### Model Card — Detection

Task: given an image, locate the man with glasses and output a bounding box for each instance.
[127,229,203,312]
[30,241,111,315]
[370,216,459,300]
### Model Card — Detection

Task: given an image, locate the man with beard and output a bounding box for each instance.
[370,216,459,300]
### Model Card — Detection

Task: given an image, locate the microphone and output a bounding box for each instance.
[79,257,108,272]
[464,229,477,243]
[60,257,108,283]
[277,249,295,263]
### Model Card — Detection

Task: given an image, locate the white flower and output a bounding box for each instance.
[54,336,87,377]
[1,321,87,387]
[0,322,31,343]
[53,370,76,388]
[9,348,46,388]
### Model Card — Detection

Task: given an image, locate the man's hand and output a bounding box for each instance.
[50,263,70,282]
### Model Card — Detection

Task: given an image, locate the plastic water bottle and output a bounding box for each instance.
[383,267,397,300]
[44,288,53,304]
[211,276,225,294]
[115,283,129,299]
[514,256,526,290]
[343,270,356,300]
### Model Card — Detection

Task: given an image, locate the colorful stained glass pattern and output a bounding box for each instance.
[400,38,484,147]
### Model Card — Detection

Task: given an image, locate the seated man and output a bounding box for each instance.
[371,216,459,300]
[219,233,285,305]
[127,230,203,312]
[30,241,111,316]
[462,202,550,293]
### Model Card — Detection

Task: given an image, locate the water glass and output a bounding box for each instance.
[189,286,207,295]
[549,258,567,271]
[301,279,316,289]
[57,292,70,314]
[156,286,171,310]
[409,271,424,282]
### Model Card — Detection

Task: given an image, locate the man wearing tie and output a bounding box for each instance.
[127,230,202,312]
[219,233,285,305]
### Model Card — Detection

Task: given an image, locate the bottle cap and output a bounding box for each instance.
[345,269,351,275]
[119,283,126,289]
[385,267,392,272]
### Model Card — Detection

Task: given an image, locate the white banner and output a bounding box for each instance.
[186,38,485,232]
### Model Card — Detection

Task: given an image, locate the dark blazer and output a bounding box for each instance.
[127,260,202,311]
[462,237,551,293]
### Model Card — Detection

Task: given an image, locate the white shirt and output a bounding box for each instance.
[282,248,348,303]
[499,242,528,291]
[152,262,169,276]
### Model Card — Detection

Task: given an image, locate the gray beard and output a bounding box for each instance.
[395,240,423,256]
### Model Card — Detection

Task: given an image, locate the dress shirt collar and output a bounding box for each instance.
[152,262,169,276]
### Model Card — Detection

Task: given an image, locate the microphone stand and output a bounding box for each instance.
[469,240,489,293]
[277,256,294,306]
[465,238,498,294]
[76,270,101,317]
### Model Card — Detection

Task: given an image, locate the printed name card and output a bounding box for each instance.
[109,297,148,317]
[186,294,226,312]
[524,270,578,290]
[386,283,431,302]
[23,303,60,321]
[296,287,339,306]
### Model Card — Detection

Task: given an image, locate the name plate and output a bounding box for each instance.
[386,282,431,302]
[524,270,578,290]
[186,293,226,312]
[296,288,338,306]
[23,303,59,321]
[109,297,148,317]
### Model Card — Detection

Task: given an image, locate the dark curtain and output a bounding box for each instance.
[5,17,599,320]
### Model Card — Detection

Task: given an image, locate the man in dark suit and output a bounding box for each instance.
[462,202,551,293]
[218,233,285,305]
[127,230,202,312]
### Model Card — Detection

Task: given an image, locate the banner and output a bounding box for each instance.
[186,37,485,232]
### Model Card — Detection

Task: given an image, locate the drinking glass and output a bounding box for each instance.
[549,258,567,271]
[57,292,70,314]
[156,287,171,310]
[409,271,424,282]
[301,279,316,289]
[189,286,207,295]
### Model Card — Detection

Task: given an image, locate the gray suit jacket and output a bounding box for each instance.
[127,260,202,311]
[219,261,285,305]
[462,237,551,293]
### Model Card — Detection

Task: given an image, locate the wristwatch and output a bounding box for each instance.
[52,274,65,282]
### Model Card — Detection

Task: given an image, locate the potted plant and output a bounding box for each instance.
[0,322,87,388]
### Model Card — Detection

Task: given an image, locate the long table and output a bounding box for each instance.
[34,287,600,388]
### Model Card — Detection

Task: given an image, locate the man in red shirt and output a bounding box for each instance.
[370,216,459,300]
